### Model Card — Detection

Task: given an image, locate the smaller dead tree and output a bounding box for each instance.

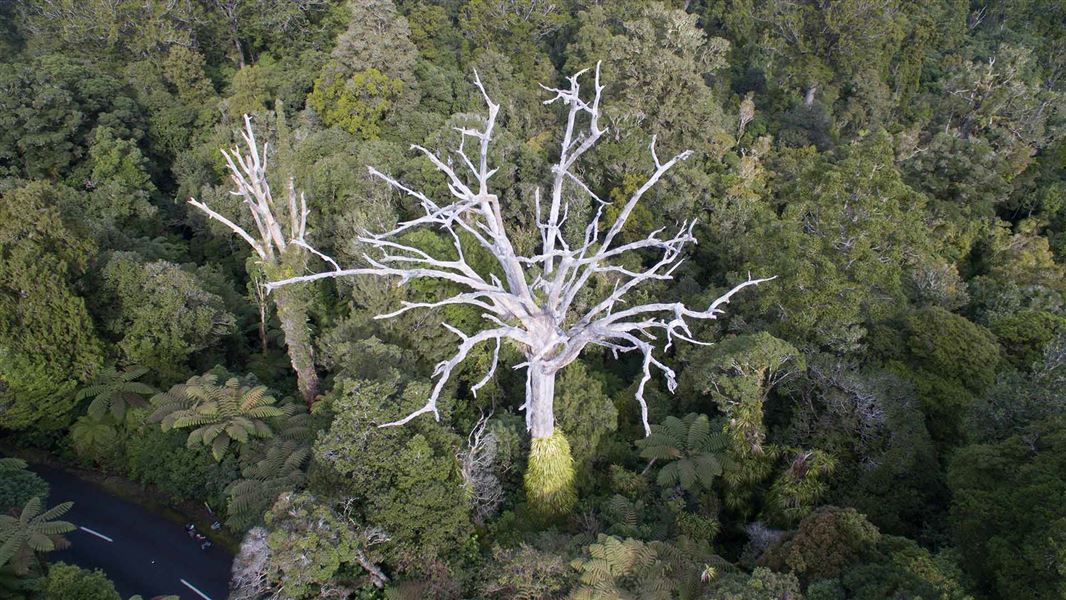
[458,412,506,524]
[189,118,320,407]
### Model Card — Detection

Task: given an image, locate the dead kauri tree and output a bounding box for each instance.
[189,119,320,408]
[267,65,772,516]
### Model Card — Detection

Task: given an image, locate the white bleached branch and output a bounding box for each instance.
[378,326,521,427]
[470,337,502,397]
[188,114,307,260]
[457,411,505,523]
[188,198,266,257]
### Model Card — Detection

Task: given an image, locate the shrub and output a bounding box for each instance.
[948,417,1066,599]
[904,307,1000,393]
[307,68,403,139]
[0,463,49,512]
[42,562,121,600]
[838,537,972,600]
[988,309,1066,370]
[257,493,389,598]
[759,506,881,581]
[704,566,804,600]
[124,417,237,507]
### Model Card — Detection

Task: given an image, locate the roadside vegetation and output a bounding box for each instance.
[1,1,1063,599]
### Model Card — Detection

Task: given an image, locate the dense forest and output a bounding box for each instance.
[1,0,1064,598]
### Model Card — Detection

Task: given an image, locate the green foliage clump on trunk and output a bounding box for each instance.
[524,431,577,522]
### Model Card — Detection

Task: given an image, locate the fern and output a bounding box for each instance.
[0,497,75,576]
[571,535,674,600]
[603,495,650,539]
[637,414,728,493]
[150,372,289,461]
[75,365,156,421]
[224,439,310,529]
[69,415,119,463]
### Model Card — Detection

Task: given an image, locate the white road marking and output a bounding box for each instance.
[78,526,113,542]
[181,578,213,600]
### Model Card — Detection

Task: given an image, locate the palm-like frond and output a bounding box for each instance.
[224,440,309,528]
[637,414,727,493]
[0,497,74,575]
[149,372,292,462]
[572,535,662,598]
[275,406,310,440]
[149,385,196,425]
[76,365,156,421]
[210,435,230,462]
[69,416,119,461]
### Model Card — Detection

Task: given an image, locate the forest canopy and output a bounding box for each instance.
[0,1,1063,599]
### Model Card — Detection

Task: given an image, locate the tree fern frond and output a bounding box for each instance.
[123,381,157,396]
[0,534,24,566]
[685,414,711,453]
[75,384,111,401]
[26,532,54,553]
[677,459,697,491]
[173,414,217,429]
[238,385,270,409]
[227,422,250,444]
[211,434,230,461]
[36,521,75,536]
[252,420,273,438]
[19,497,42,522]
[122,365,150,381]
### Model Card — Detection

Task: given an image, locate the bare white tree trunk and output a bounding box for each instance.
[526,365,556,440]
[805,85,818,106]
[264,65,772,433]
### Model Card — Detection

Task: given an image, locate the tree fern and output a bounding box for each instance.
[75,365,156,421]
[572,534,724,600]
[571,535,665,600]
[224,439,309,529]
[0,497,74,576]
[603,495,649,539]
[69,415,119,464]
[637,414,728,493]
[149,373,286,461]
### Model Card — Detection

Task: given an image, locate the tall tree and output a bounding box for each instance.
[268,66,772,517]
[189,118,321,407]
[0,182,103,430]
[307,0,419,139]
[98,252,238,381]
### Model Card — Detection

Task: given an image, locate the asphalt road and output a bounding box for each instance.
[32,463,232,600]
